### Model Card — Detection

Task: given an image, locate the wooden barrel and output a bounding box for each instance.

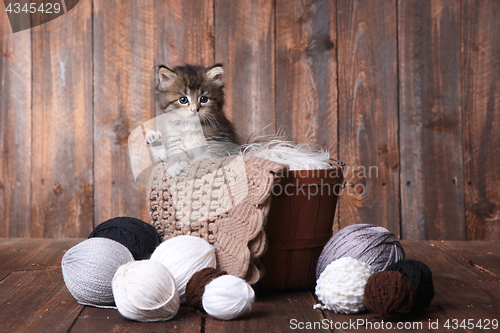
[260,166,344,289]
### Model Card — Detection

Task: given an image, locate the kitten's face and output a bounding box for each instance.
[156,64,225,124]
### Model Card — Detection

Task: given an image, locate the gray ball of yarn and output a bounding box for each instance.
[61,237,134,307]
[316,224,404,279]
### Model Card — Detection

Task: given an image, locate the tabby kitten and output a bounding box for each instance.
[145,64,239,177]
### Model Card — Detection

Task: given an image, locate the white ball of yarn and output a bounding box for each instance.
[314,257,373,314]
[112,260,180,322]
[150,235,216,303]
[61,238,134,307]
[203,275,255,320]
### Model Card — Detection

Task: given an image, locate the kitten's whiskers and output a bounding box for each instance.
[205,113,222,131]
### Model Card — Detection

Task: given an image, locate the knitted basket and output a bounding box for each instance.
[147,155,286,284]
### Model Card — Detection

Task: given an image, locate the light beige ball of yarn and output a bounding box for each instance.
[112,260,180,322]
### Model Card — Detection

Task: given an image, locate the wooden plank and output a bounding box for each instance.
[398,0,464,240]
[439,241,500,278]
[16,238,82,271]
[324,304,457,333]
[93,0,155,224]
[337,0,399,234]
[205,290,332,332]
[70,305,201,332]
[214,0,275,143]
[31,0,93,237]
[0,238,80,279]
[463,0,500,241]
[0,238,49,280]
[0,10,32,237]
[156,0,214,68]
[403,241,500,324]
[0,268,82,333]
[0,239,498,331]
[275,0,338,153]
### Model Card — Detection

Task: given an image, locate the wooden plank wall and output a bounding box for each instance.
[93,0,154,226]
[0,0,499,240]
[337,0,400,235]
[399,0,465,240]
[31,0,93,238]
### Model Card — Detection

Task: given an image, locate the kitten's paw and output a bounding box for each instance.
[167,161,188,178]
[151,149,168,163]
[145,130,162,146]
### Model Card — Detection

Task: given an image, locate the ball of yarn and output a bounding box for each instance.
[186,267,228,309]
[385,259,434,311]
[88,216,161,260]
[186,267,255,320]
[112,260,180,322]
[204,274,255,320]
[316,224,405,279]
[314,257,373,314]
[150,235,217,303]
[364,271,417,321]
[61,238,134,307]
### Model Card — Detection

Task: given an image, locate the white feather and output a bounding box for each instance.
[241,137,332,171]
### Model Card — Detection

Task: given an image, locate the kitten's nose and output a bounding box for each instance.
[190,105,199,113]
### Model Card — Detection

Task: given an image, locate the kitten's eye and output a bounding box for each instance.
[200,96,209,104]
[178,96,188,105]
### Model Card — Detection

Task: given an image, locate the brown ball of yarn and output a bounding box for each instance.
[385,259,434,311]
[364,271,417,321]
[185,267,227,309]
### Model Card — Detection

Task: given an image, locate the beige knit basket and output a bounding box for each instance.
[147,155,286,285]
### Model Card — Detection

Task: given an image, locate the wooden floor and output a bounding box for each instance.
[0,239,499,333]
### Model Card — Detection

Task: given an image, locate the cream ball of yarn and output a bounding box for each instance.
[150,235,217,303]
[314,257,373,314]
[203,274,255,320]
[112,260,180,322]
[61,237,134,307]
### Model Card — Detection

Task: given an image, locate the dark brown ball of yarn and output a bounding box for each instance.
[364,271,417,321]
[185,268,227,309]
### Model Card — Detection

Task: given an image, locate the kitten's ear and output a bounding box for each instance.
[206,64,224,85]
[158,66,177,91]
